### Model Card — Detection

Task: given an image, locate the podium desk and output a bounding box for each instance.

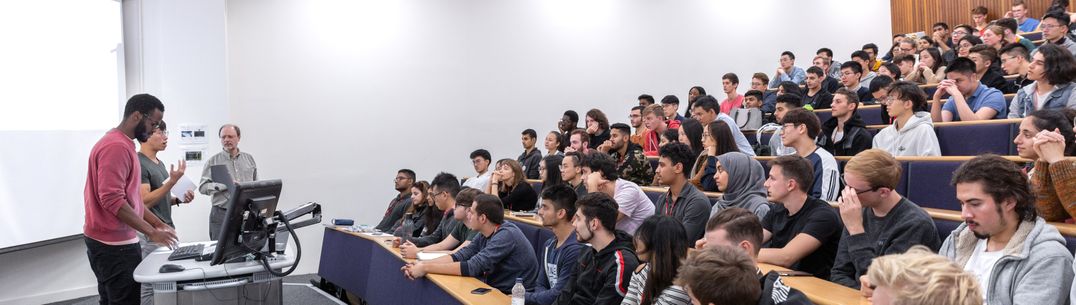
[134,241,295,305]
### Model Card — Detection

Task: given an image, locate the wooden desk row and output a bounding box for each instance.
[503,213,868,305]
[318,227,509,305]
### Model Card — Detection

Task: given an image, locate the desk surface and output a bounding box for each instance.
[133,241,295,283]
[758,263,869,305]
[328,227,510,304]
[506,212,543,227]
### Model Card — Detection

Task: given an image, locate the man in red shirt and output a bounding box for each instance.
[84,94,178,305]
[641,104,670,156]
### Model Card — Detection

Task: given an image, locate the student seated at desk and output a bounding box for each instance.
[710,152,771,221]
[872,81,941,157]
[653,143,711,242]
[519,129,544,180]
[620,216,691,305]
[554,193,640,305]
[375,169,415,232]
[490,159,538,211]
[528,184,585,305]
[866,246,982,305]
[403,194,539,294]
[1026,110,1076,221]
[562,152,589,197]
[830,150,940,290]
[676,246,777,305]
[758,155,843,279]
[939,155,1073,305]
[695,208,811,305]
[780,109,840,201]
[929,57,1007,122]
[398,175,478,258]
[389,181,442,238]
[584,152,656,235]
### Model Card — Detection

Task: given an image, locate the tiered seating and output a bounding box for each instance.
[526,175,1076,254]
[813,104,884,125]
[753,155,1030,210]
[742,118,1021,156]
[867,118,1021,155]
[1021,31,1043,41]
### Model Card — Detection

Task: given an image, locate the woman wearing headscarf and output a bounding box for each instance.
[710,152,771,221]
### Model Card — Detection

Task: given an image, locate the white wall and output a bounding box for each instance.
[226,0,892,275]
[1,1,891,302]
[0,0,228,303]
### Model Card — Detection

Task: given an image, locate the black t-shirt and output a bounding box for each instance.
[821,77,841,95]
[804,90,833,109]
[981,68,1011,94]
[854,86,873,103]
[499,181,538,211]
[762,197,843,279]
[589,129,610,150]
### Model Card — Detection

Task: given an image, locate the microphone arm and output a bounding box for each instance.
[277,202,322,231]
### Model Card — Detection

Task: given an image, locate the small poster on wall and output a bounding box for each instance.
[178,123,209,145]
[183,148,206,167]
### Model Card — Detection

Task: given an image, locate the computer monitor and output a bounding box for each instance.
[210,179,283,265]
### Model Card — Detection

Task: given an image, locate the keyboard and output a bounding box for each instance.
[167,244,205,261]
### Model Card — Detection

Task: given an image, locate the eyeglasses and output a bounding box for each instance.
[141,112,161,130]
[841,174,881,195]
[781,123,799,130]
[1041,24,1063,30]
[429,190,446,198]
[394,176,411,182]
[879,96,899,105]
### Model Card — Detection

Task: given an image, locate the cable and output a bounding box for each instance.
[258,211,301,277]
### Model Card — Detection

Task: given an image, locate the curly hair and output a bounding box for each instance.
[951,154,1036,222]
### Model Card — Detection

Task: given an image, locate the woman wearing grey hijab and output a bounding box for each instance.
[710,152,771,221]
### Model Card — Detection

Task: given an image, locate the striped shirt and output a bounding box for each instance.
[804,147,840,201]
[620,264,692,305]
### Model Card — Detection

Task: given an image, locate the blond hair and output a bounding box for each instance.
[867,246,982,305]
[645,104,665,119]
[844,149,901,189]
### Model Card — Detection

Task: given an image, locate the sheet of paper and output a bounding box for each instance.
[170,176,196,200]
[360,232,394,238]
[417,252,449,261]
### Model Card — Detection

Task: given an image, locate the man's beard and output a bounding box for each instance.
[134,121,151,143]
[576,225,593,243]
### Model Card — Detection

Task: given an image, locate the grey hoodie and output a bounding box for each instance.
[939,218,1073,305]
[871,111,940,157]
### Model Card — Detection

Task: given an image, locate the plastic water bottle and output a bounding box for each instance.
[400,213,415,243]
[511,278,525,305]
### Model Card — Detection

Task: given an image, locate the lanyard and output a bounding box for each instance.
[663,190,677,216]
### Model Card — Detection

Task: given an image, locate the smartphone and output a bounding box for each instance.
[777,270,813,277]
[471,288,492,295]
